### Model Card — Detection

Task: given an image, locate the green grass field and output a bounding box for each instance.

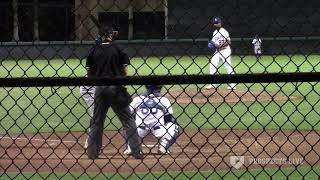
[1,165,320,180]
[0,55,319,134]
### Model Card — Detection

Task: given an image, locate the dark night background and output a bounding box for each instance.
[168,0,320,38]
[0,0,319,58]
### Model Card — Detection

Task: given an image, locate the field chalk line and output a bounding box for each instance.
[0,133,317,147]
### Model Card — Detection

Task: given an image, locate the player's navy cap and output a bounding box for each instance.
[211,16,222,24]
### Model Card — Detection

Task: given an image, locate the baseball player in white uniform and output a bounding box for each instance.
[206,16,236,90]
[80,85,95,117]
[80,81,96,149]
[252,34,262,59]
[123,85,181,155]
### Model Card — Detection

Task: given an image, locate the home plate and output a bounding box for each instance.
[142,144,159,148]
[142,144,159,154]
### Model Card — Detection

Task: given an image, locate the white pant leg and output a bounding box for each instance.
[220,49,236,88]
[165,122,178,139]
[135,116,148,138]
[137,127,149,138]
[209,52,220,75]
[208,52,221,87]
[254,48,261,55]
[152,124,168,148]
[220,48,233,74]
[153,124,167,139]
[124,117,147,152]
[80,85,95,146]
[80,86,95,116]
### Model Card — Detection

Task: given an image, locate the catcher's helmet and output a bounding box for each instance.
[146,85,162,92]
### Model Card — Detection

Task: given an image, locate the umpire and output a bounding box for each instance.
[86,24,143,159]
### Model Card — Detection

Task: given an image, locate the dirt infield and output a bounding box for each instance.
[0,129,319,173]
[165,87,299,104]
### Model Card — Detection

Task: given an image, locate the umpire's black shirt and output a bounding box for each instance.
[86,43,129,77]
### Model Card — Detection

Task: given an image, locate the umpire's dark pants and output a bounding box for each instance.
[86,85,141,159]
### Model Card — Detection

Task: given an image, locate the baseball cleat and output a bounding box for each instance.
[158,146,170,154]
[131,150,144,159]
[86,145,101,160]
[204,84,216,89]
[123,146,132,155]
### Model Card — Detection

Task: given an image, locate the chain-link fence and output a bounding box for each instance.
[1,0,320,179]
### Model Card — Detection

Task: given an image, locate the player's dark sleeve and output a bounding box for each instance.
[119,50,130,66]
[114,45,130,76]
[113,44,130,66]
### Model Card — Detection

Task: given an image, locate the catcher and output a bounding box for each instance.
[123,85,182,155]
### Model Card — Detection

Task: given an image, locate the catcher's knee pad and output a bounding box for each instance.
[137,126,148,138]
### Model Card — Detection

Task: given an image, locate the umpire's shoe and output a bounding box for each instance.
[86,137,102,160]
[87,145,100,160]
[131,150,143,159]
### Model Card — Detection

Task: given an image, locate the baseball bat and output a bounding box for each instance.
[89,14,100,28]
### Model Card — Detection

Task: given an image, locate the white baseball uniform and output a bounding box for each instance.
[80,85,95,116]
[209,27,236,89]
[130,93,175,151]
[252,38,262,56]
[80,85,95,149]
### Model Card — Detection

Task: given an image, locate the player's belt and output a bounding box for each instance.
[138,125,146,130]
[153,126,160,130]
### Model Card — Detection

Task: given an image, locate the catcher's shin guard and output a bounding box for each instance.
[166,123,182,150]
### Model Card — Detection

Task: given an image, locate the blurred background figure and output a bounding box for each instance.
[252,34,262,60]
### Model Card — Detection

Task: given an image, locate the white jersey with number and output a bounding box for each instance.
[130,94,173,126]
[211,27,231,50]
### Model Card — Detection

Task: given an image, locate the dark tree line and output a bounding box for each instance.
[0,0,74,41]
